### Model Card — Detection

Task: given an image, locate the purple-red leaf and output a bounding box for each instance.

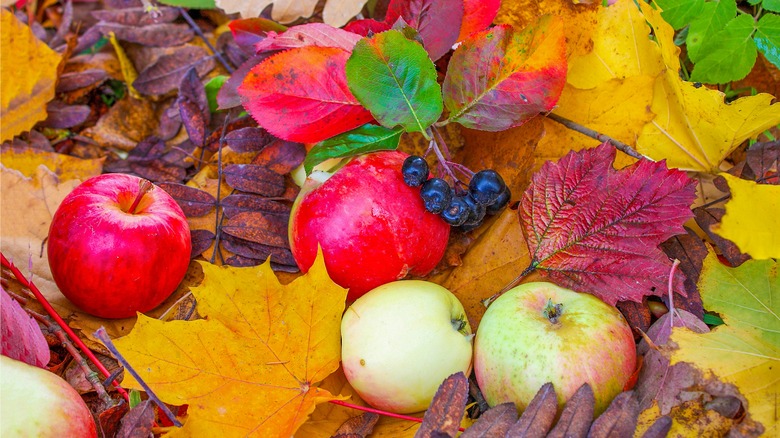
[238,46,374,143]
[443,17,567,131]
[385,0,463,61]
[1,287,49,368]
[223,164,286,197]
[228,17,287,49]
[254,23,362,53]
[520,143,697,305]
[343,19,392,36]
[224,127,274,153]
[158,182,216,217]
[221,193,291,218]
[134,46,215,96]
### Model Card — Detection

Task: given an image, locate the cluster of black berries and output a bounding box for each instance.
[402,155,511,228]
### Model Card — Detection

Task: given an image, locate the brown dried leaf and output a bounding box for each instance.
[333,412,380,438]
[129,159,186,183]
[98,402,130,438]
[745,140,779,183]
[507,382,557,438]
[222,211,289,247]
[460,403,517,438]
[639,415,672,438]
[223,163,285,197]
[221,234,296,266]
[693,207,751,267]
[190,229,216,258]
[133,46,215,96]
[179,98,207,147]
[547,383,595,438]
[116,400,155,438]
[251,139,307,174]
[224,127,274,153]
[158,182,216,217]
[82,96,157,151]
[659,227,708,318]
[415,372,469,438]
[221,193,291,218]
[56,69,108,93]
[92,7,180,25]
[586,391,639,438]
[95,22,194,47]
[616,299,652,337]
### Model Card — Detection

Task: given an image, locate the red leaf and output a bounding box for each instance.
[520,143,697,305]
[385,0,463,61]
[457,0,500,42]
[1,287,49,368]
[228,17,287,48]
[238,46,374,143]
[443,17,567,131]
[343,19,392,36]
[254,23,362,53]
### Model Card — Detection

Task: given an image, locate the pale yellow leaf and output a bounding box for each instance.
[712,173,780,259]
[0,9,62,142]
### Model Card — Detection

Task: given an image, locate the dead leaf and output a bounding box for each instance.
[114,253,347,436]
[546,383,594,438]
[507,382,557,437]
[332,412,379,438]
[0,9,62,142]
[82,97,158,151]
[217,0,369,28]
[415,372,469,438]
[587,391,639,438]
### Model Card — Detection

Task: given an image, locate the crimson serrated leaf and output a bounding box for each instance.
[520,143,697,305]
[239,46,374,143]
[223,164,285,197]
[385,0,463,61]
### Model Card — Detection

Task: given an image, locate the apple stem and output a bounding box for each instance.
[127,179,154,214]
[543,298,564,324]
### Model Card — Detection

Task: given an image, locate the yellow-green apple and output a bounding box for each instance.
[47,174,191,319]
[0,355,97,437]
[474,282,636,415]
[288,151,449,301]
[341,280,473,414]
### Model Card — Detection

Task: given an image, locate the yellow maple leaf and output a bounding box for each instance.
[670,252,779,436]
[0,9,62,142]
[0,148,104,181]
[114,253,347,437]
[636,1,780,172]
[711,173,780,259]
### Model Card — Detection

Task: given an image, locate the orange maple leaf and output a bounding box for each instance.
[113,252,347,437]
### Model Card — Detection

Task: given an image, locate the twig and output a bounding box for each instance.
[94,327,183,427]
[0,252,129,401]
[546,113,644,160]
[26,309,115,407]
[178,8,234,74]
[667,259,681,329]
[211,109,233,264]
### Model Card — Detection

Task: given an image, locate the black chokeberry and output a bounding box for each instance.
[440,196,470,226]
[486,186,511,215]
[469,170,506,205]
[420,178,452,214]
[462,193,486,226]
[402,155,429,187]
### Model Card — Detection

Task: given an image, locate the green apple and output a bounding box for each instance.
[474,282,636,416]
[341,280,473,414]
[0,355,97,437]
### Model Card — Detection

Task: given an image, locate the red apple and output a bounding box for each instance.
[0,355,98,437]
[288,151,450,301]
[47,174,191,319]
[474,282,636,416]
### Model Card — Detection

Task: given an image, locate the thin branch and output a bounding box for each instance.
[0,252,129,401]
[546,113,644,160]
[178,8,234,74]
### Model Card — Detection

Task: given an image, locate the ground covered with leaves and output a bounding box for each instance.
[0,0,778,437]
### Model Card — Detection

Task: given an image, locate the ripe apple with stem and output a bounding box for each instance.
[341,280,473,414]
[288,150,450,301]
[0,355,98,437]
[47,174,191,319]
[474,282,636,416]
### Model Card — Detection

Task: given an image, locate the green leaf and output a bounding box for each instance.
[304,124,403,173]
[654,0,705,29]
[687,0,737,63]
[755,13,780,69]
[690,14,757,83]
[205,75,227,113]
[345,30,443,133]
[764,0,780,12]
[157,0,216,8]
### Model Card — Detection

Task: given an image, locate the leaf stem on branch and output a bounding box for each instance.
[545,113,644,160]
[178,8,234,74]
